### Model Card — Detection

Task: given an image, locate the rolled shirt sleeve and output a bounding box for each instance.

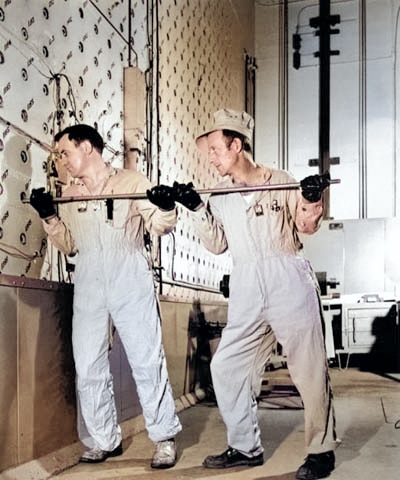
[191,203,228,255]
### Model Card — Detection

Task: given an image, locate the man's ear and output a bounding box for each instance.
[232,137,243,153]
[81,139,93,155]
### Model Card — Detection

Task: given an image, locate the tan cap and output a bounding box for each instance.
[196,109,254,148]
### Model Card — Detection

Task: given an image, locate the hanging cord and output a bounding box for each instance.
[88,0,138,66]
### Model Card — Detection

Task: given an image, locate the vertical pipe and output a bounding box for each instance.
[394,6,400,217]
[280,0,288,170]
[319,0,331,217]
[128,0,132,67]
[359,0,367,218]
[154,0,163,295]
[245,53,249,113]
[146,0,153,180]
[252,57,256,149]
[146,0,163,294]
[245,53,256,151]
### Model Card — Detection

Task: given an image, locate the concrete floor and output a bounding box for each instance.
[41,366,400,480]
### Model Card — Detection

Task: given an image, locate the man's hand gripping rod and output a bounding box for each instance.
[23,179,340,204]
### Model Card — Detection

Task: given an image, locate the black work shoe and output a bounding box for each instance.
[79,442,123,463]
[295,451,335,480]
[203,447,264,469]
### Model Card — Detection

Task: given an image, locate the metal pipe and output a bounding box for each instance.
[22,179,340,204]
[0,115,53,152]
[280,0,289,171]
[161,279,222,295]
[359,0,367,218]
[319,0,332,219]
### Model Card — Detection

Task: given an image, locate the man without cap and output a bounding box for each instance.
[29,124,181,469]
[171,109,338,480]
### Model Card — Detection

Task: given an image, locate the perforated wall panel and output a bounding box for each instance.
[0,0,146,279]
[156,0,255,301]
[0,0,255,303]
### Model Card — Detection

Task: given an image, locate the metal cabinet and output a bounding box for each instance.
[322,297,400,371]
[342,301,397,353]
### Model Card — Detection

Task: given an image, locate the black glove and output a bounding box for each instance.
[146,185,176,211]
[300,171,331,203]
[173,181,203,211]
[30,188,56,219]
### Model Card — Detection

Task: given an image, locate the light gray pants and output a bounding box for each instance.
[211,255,336,457]
[72,250,182,451]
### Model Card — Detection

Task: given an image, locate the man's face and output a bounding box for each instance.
[206,130,238,177]
[56,135,87,178]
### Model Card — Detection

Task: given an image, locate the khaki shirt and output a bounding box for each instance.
[43,168,177,257]
[192,168,322,262]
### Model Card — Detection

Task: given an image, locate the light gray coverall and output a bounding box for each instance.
[192,168,336,457]
[44,167,182,451]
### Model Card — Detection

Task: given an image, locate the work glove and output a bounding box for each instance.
[146,184,176,211]
[173,181,203,211]
[300,171,331,203]
[29,187,56,219]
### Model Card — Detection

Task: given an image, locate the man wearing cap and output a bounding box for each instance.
[172,109,337,480]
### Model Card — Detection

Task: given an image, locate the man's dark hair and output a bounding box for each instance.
[54,124,104,154]
[222,129,252,154]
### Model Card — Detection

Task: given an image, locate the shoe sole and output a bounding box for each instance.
[79,445,123,464]
[203,458,264,469]
[151,461,176,469]
[295,470,333,480]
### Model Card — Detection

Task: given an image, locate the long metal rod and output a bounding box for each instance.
[22,179,340,204]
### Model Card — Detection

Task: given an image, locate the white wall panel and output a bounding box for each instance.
[256,0,400,220]
[0,0,147,279]
[301,218,400,298]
